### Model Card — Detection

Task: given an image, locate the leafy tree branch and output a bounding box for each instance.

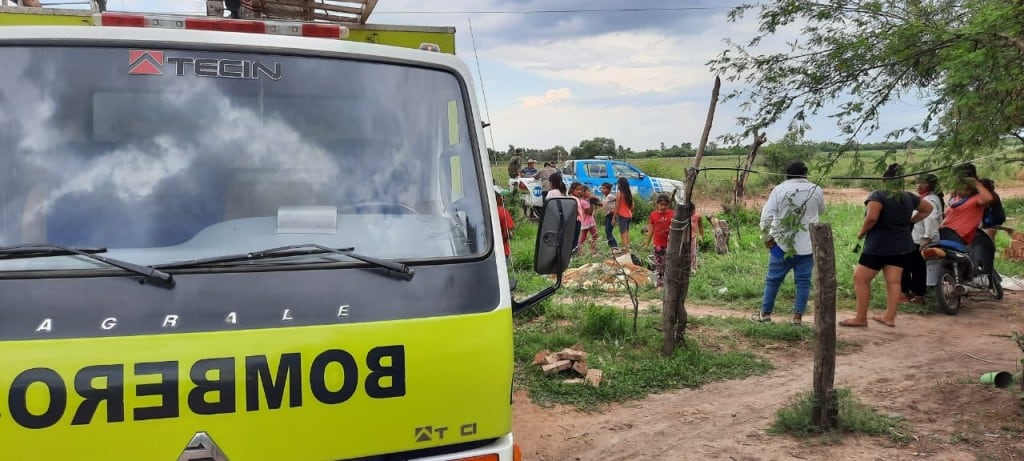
[709,0,1024,161]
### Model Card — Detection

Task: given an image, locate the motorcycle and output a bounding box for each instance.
[920,238,1003,315]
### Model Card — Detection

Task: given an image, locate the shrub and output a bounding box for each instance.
[579,305,629,341]
[632,195,655,225]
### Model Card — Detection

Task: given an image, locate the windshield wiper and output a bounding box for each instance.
[155,244,415,281]
[0,245,108,259]
[0,243,174,288]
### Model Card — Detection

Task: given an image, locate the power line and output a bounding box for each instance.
[467,17,496,151]
[373,6,738,15]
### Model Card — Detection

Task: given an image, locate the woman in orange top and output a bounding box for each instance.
[940,163,994,274]
[615,177,634,251]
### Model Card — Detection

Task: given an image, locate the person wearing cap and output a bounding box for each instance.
[520,159,538,178]
[535,162,558,199]
[752,161,825,325]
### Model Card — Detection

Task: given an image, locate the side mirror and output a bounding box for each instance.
[512,197,577,314]
[534,197,577,275]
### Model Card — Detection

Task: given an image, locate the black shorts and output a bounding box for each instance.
[858,252,915,271]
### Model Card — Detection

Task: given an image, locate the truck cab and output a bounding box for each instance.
[562,159,665,200]
[0,10,575,461]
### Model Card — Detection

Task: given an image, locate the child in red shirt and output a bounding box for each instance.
[495,188,515,262]
[643,194,673,288]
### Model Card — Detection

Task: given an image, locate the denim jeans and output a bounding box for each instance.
[603,214,618,248]
[761,252,814,315]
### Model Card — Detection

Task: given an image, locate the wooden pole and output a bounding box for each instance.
[662,76,720,356]
[810,223,839,429]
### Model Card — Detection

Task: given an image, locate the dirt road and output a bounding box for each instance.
[512,294,1024,460]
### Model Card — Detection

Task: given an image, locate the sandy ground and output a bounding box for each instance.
[512,296,1024,460]
[511,185,1024,460]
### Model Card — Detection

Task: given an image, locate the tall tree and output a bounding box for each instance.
[571,137,617,159]
[709,1,1024,159]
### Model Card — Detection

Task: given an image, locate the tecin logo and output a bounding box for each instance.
[128,50,164,75]
[127,49,282,80]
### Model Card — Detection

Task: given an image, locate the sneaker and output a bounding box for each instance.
[750,313,772,323]
[791,313,803,325]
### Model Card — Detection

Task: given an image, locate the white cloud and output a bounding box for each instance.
[488,31,708,95]
[518,87,572,108]
[488,98,725,152]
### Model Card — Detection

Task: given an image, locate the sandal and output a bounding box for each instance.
[872,316,895,328]
[750,313,772,323]
[838,319,867,328]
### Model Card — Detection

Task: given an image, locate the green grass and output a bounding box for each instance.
[691,315,814,344]
[513,304,772,410]
[770,388,913,444]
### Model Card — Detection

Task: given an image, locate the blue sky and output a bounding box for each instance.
[104,0,929,151]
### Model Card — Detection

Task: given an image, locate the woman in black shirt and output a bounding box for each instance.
[841,164,933,328]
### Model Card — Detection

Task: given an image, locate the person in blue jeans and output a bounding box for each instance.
[752,161,826,325]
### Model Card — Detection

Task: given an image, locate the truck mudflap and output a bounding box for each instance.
[0,310,513,460]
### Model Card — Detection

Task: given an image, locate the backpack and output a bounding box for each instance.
[982,195,1006,228]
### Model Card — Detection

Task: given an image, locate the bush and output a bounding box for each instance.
[579,304,629,341]
[632,195,655,225]
[760,149,817,173]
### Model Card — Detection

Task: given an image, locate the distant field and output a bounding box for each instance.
[491,149,1021,205]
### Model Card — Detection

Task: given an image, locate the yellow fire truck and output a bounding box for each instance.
[0,2,576,460]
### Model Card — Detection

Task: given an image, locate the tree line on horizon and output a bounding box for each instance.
[487,135,946,164]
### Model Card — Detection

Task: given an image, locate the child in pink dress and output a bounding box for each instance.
[577,186,599,255]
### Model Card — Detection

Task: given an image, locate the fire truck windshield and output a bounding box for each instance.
[0,46,489,271]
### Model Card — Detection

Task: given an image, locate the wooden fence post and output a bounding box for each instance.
[661,77,719,357]
[810,223,839,429]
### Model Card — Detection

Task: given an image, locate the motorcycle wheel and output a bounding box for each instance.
[936,263,962,315]
[988,271,1004,300]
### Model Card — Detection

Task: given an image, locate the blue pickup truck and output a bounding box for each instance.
[510,159,685,211]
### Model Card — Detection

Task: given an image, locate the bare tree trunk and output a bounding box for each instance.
[810,223,839,429]
[662,76,720,356]
[732,132,767,204]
